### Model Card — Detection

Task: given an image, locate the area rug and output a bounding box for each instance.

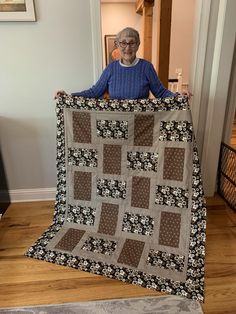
[0,295,203,313]
[25,95,207,302]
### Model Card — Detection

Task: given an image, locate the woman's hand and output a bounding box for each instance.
[182,91,193,100]
[54,90,68,99]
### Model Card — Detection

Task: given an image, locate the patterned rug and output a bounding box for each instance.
[25,95,206,302]
[0,295,203,314]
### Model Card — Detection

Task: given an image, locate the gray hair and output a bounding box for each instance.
[116,27,140,44]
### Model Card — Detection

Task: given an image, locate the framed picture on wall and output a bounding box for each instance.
[105,35,121,66]
[0,0,36,21]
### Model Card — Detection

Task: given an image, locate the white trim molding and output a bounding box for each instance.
[222,44,236,144]
[90,0,103,82]
[189,0,211,138]
[189,0,236,196]
[6,188,56,202]
[201,0,236,195]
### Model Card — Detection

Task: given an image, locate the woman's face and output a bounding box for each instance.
[117,32,139,65]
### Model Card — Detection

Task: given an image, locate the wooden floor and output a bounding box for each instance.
[0,195,236,314]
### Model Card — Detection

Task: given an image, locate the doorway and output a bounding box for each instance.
[100,0,195,91]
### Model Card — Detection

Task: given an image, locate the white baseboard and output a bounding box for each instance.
[6,188,56,202]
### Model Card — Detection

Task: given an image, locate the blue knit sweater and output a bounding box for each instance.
[72,59,174,99]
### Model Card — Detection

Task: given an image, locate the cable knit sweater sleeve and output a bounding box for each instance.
[71,65,111,98]
[146,62,175,98]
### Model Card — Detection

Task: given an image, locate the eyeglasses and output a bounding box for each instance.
[118,41,137,48]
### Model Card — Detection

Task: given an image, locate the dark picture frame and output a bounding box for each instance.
[104,34,121,66]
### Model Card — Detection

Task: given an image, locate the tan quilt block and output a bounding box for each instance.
[74,171,92,201]
[134,114,154,146]
[103,144,122,175]
[117,239,145,268]
[55,228,85,252]
[73,111,91,143]
[131,176,150,209]
[98,203,119,236]
[159,211,181,248]
[163,147,185,181]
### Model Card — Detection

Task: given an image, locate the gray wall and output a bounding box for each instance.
[0,0,98,193]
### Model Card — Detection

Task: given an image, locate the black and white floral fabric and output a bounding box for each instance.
[97,178,126,199]
[68,148,97,167]
[122,212,154,236]
[82,237,117,256]
[97,120,128,139]
[66,205,96,225]
[159,121,193,142]
[127,151,158,172]
[147,250,185,272]
[155,185,189,208]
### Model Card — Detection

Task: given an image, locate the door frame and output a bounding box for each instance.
[90,0,103,82]
[190,0,236,196]
[222,42,236,144]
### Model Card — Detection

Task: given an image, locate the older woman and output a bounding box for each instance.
[56,27,175,99]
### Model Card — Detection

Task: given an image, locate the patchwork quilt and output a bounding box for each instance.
[26,95,207,302]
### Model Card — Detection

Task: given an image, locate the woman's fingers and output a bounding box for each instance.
[182,91,193,100]
[54,90,67,99]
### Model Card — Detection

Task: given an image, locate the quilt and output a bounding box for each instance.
[25,95,207,302]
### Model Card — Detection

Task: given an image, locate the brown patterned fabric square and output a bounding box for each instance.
[117,239,145,267]
[159,212,181,248]
[55,228,85,252]
[73,111,91,143]
[163,147,185,181]
[98,203,119,235]
[103,144,121,175]
[134,114,154,146]
[131,176,150,209]
[74,171,92,201]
